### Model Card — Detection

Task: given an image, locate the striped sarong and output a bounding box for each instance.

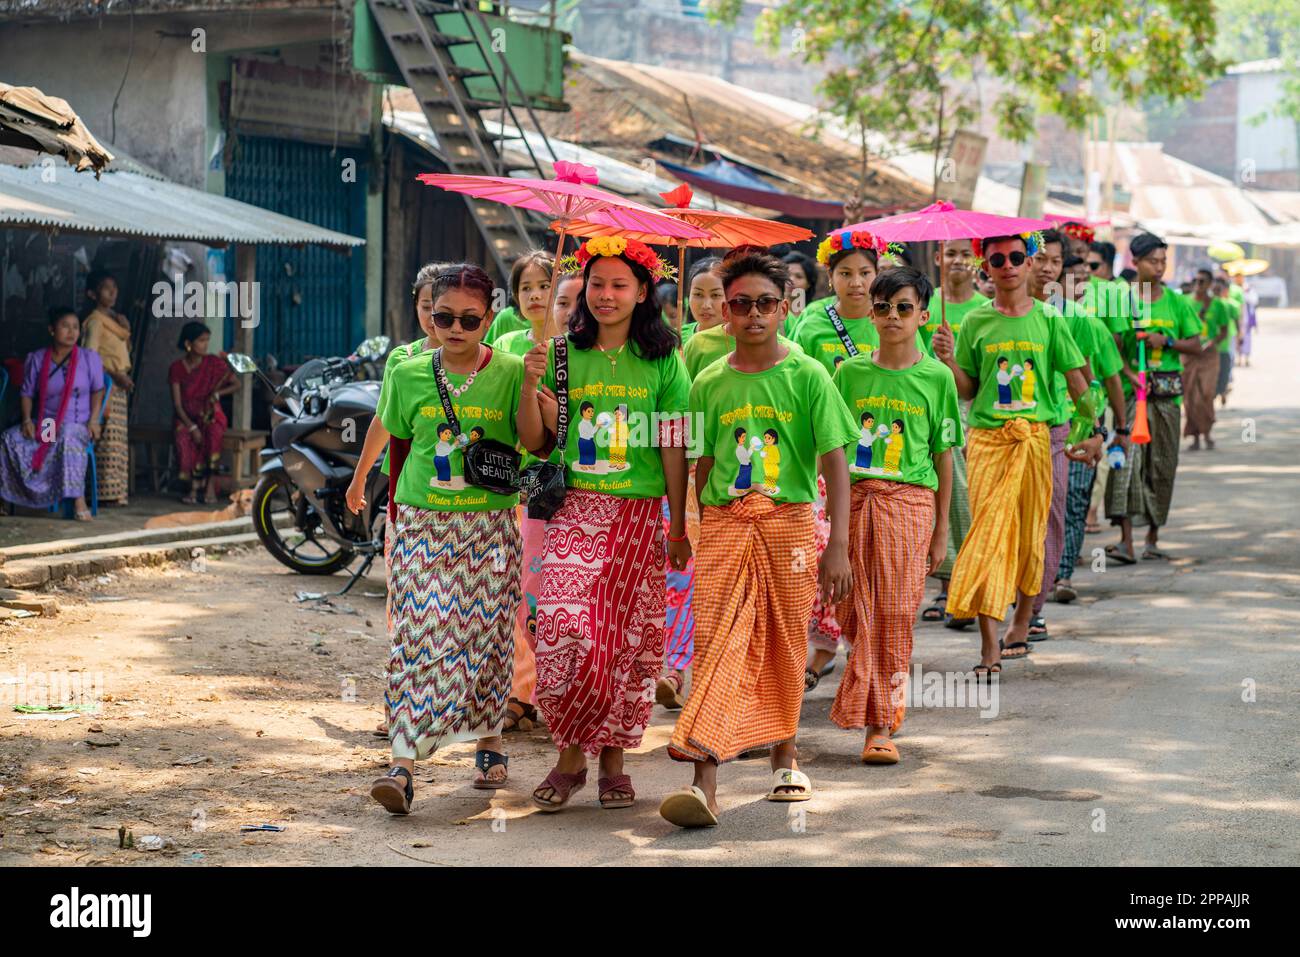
[831,480,934,730]
[808,474,846,654]
[510,508,545,705]
[934,438,971,581]
[668,496,817,763]
[534,491,666,755]
[1032,422,1071,614]
[386,505,522,760]
[947,420,1052,621]
[1105,396,1180,529]
[1058,459,1096,581]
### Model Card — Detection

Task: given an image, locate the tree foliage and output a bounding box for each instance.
[708,0,1219,151]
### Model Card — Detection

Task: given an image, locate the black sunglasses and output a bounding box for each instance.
[1088,261,1103,271]
[726,295,782,316]
[986,251,1027,269]
[872,300,918,318]
[432,312,486,331]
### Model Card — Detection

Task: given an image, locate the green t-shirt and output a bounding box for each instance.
[1082,276,1126,326]
[483,305,528,345]
[954,299,1085,430]
[786,295,835,339]
[1228,284,1244,306]
[1195,297,1233,345]
[378,348,524,512]
[793,304,925,376]
[922,290,989,354]
[1115,289,1203,399]
[541,336,690,499]
[692,347,858,507]
[1216,299,1241,353]
[494,328,538,357]
[682,323,801,381]
[679,320,698,346]
[377,337,430,475]
[1050,301,1124,423]
[831,353,963,491]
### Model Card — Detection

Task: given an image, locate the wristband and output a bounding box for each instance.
[1114,426,1131,436]
[1164,335,1175,348]
[1092,425,1109,441]
[667,531,688,543]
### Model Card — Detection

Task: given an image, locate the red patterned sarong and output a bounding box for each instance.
[534,490,666,755]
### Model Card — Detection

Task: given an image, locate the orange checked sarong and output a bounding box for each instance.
[947,419,1051,621]
[831,480,935,731]
[668,495,817,764]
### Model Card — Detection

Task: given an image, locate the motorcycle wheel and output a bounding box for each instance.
[252,475,355,575]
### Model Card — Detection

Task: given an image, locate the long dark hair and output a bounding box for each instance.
[569,253,678,359]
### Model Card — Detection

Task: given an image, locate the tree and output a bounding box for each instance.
[1212,0,1300,125]
[708,0,1218,187]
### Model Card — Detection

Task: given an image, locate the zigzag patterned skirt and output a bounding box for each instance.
[386,504,522,761]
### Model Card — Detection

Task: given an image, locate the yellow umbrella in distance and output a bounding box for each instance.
[1223,258,1269,277]
[1207,241,1246,262]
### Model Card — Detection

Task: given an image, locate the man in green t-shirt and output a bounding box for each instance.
[931,233,1096,673]
[661,250,856,828]
[1212,275,1239,404]
[828,265,961,763]
[1103,233,1203,564]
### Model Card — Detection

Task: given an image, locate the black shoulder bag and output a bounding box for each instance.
[519,335,569,520]
[826,304,860,358]
[431,347,521,496]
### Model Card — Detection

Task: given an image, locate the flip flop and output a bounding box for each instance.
[372,721,388,739]
[531,767,587,813]
[921,597,947,622]
[1053,581,1077,603]
[1142,546,1171,561]
[472,749,509,790]
[370,766,413,815]
[1085,522,1103,534]
[999,639,1032,660]
[502,699,539,733]
[659,786,718,828]
[804,660,833,691]
[766,768,813,802]
[944,615,975,631]
[1105,544,1137,565]
[597,773,635,809]
[972,662,1002,683]
[1028,616,1051,641]
[861,735,899,765]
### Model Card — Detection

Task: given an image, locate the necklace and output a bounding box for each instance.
[438,346,484,397]
[596,338,628,375]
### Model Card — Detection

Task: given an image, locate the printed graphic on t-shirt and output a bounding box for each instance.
[572,400,633,475]
[992,356,1039,412]
[726,425,782,498]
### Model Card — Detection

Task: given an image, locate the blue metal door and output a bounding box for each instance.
[225,135,367,364]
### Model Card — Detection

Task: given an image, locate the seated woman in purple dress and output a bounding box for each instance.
[0,307,105,521]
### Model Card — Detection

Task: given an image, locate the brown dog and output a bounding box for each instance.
[143,489,255,530]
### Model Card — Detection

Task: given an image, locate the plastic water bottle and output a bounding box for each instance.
[1107,444,1126,470]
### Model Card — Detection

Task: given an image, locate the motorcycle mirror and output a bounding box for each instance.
[354,336,391,359]
[227,353,258,374]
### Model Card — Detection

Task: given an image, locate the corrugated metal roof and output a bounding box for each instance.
[0,163,364,247]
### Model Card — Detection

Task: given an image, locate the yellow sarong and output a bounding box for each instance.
[947,419,1051,621]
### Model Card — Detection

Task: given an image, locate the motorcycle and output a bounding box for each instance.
[226,336,391,593]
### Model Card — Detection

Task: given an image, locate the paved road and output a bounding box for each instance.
[3,312,1296,867]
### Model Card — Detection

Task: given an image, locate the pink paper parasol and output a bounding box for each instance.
[844,200,1053,328]
[556,183,814,335]
[418,161,709,338]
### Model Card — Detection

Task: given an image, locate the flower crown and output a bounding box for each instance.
[558,235,675,281]
[1059,222,1095,245]
[816,229,902,266]
[972,231,1043,260]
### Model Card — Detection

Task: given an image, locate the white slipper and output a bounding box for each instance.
[766,768,812,802]
[659,786,718,828]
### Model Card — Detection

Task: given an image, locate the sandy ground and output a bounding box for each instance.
[1,312,1298,867]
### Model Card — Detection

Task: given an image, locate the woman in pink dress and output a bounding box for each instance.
[168,322,236,504]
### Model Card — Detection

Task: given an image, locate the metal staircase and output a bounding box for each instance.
[366,0,563,278]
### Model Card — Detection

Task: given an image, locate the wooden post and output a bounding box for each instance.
[232,244,257,432]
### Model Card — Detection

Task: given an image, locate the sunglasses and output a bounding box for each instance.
[432,312,486,331]
[1088,261,1103,271]
[871,300,918,318]
[986,251,1027,269]
[726,295,782,316]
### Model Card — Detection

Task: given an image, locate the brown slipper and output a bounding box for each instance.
[370,767,413,815]
[598,773,635,809]
[861,735,899,765]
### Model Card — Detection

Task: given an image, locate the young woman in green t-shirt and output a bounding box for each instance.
[518,236,691,813]
[367,263,526,815]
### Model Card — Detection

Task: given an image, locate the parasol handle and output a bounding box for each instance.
[540,223,569,342]
[676,243,686,349]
